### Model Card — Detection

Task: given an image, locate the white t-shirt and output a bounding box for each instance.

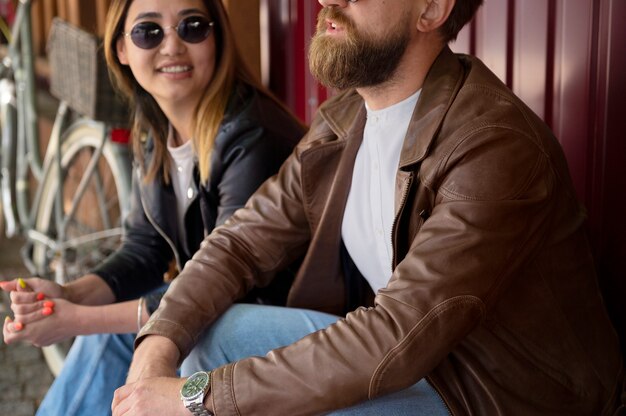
[167,127,196,245]
[341,89,421,293]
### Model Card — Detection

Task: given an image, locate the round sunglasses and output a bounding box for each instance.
[123,16,215,50]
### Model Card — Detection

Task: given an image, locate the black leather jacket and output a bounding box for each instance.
[93,84,305,303]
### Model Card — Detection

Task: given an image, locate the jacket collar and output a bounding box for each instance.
[318,90,366,141]
[318,46,465,168]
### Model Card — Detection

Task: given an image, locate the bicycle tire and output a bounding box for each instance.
[0,78,18,239]
[32,119,131,376]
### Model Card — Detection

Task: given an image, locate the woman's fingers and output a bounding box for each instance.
[9,290,39,305]
[11,301,55,324]
[1,277,63,298]
[11,299,55,314]
[16,278,31,292]
[0,277,30,293]
[0,280,15,292]
[3,316,25,344]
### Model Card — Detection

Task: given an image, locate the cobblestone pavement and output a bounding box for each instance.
[0,236,53,416]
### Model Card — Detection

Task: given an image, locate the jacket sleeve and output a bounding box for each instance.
[91,166,172,301]
[209,116,300,227]
[138,127,555,415]
[137,143,312,349]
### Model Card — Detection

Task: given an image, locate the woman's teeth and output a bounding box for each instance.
[160,65,191,73]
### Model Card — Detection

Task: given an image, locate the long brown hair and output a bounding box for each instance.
[104,0,278,184]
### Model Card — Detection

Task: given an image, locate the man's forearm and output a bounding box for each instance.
[127,335,180,383]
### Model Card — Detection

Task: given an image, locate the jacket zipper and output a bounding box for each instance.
[391,172,453,414]
[136,167,182,271]
[391,172,413,268]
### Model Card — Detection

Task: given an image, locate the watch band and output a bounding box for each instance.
[186,402,213,416]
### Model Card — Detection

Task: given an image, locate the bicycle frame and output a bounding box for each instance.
[0,1,132,375]
[0,0,130,274]
[1,0,45,237]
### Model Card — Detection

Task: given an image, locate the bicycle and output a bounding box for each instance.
[0,1,132,376]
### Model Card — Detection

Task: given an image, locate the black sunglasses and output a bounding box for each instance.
[123,16,215,50]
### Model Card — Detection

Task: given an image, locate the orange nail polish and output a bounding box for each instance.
[36,293,45,301]
[14,322,24,331]
[43,300,55,308]
[42,307,54,316]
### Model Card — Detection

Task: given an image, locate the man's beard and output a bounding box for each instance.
[309,7,410,90]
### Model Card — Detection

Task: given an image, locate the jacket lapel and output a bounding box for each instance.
[399,46,465,169]
[290,94,366,313]
[140,171,179,246]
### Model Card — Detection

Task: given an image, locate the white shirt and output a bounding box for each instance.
[341,89,421,293]
[167,127,196,245]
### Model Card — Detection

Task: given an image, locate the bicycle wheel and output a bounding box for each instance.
[0,78,18,239]
[32,119,131,376]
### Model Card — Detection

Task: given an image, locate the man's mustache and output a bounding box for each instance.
[317,7,355,34]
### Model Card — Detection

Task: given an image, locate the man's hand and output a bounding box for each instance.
[112,376,188,416]
[126,335,180,384]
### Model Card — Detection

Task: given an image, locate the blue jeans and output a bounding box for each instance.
[182,304,449,416]
[37,305,448,416]
[36,332,136,416]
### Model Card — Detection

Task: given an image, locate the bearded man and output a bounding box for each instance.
[112,0,624,415]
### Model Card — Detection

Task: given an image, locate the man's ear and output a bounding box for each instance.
[416,0,455,33]
[117,36,129,65]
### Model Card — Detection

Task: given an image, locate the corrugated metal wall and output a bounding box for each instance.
[458,0,626,355]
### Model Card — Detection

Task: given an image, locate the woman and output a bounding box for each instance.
[1,0,304,414]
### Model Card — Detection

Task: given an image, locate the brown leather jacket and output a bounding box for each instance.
[139,47,624,415]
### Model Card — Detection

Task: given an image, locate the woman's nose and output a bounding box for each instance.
[159,28,185,56]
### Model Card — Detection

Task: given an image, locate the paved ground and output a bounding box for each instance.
[0,236,54,416]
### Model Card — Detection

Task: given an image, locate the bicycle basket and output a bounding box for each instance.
[47,18,129,126]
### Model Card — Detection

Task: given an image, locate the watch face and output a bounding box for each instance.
[182,372,209,399]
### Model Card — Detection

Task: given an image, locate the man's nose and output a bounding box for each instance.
[318,0,358,8]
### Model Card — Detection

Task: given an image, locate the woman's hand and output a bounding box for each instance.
[3,298,85,346]
[112,377,188,416]
[1,277,67,345]
[0,277,66,300]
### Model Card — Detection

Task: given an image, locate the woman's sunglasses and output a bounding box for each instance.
[123,16,215,50]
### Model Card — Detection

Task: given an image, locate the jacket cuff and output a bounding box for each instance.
[211,363,238,416]
[135,318,195,364]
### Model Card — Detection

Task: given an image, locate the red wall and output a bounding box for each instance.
[265,0,626,353]
[459,0,626,354]
[262,0,325,125]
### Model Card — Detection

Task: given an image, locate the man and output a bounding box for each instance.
[112,0,625,415]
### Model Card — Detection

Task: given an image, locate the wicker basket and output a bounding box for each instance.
[47,18,129,126]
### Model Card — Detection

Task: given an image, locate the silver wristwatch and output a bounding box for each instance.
[181,371,213,415]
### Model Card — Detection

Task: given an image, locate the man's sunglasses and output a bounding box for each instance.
[123,16,215,50]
